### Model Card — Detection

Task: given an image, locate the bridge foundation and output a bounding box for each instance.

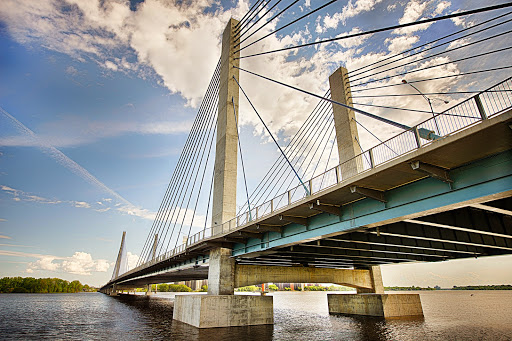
[173,295,273,328]
[325,266,422,317]
[327,293,423,318]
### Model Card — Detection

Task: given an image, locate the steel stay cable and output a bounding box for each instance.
[235,0,268,35]
[140,62,220,263]
[272,115,335,208]
[352,90,512,98]
[236,0,284,41]
[270,113,335,207]
[158,94,218,257]
[157,85,219,257]
[351,102,440,114]
[353,118,397,155]
[348,11,512,76]
[235,0,296,48]
[351,102,479,119]
[233,75,311,195]
[171,98,219,251]
[235,0,265,29]
[231,96,253,220]
[350,45,512,88]
[349,29,512,83]
[237,92,332,213]
[252,104,333,210]
[139,61,220,262]
[236,0,338,54]
[235,3,512,59]
[303,123,336,184]
[235,0,274,38]
[202,169,215,235]
[350,66,512,93]
[236,91,330,214]
[235,66,412,130]
[137,62,220,265]
[254,101,334,209]
[149,67,220,261]
[318,133,337,189]
[169,102,218,252]
[354,136,371,167]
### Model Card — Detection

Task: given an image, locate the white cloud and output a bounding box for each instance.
[0,184,157,221]
[318,0,384,32]
[0,0,251,107]
[60,252,110,275]
[127,251,139,270]
[0,218,6,222]
[434,1,451,15]
[0,115,194,148]
[385,35,420,54]
[30,256,61,272]
[73,201,91,209]
[0,235,11,239]
[7,250,112,275]
[393,0,432,35]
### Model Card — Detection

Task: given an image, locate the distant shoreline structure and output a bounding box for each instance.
[385,285,512,291]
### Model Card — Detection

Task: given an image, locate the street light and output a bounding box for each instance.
[402,79,447,135]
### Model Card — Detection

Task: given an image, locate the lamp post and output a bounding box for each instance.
[402,79,444,136]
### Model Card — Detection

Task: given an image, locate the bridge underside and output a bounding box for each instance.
[236,196,512,268]
[105,111,512,291]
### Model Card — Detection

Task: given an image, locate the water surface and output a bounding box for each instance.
[1,291,511,340]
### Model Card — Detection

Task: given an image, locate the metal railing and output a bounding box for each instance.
[115,76,512,281]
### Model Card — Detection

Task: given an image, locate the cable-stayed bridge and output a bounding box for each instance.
[101,2,512,328]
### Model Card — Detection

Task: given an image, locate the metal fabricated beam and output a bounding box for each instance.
[308,239,453,258]
[410,160,452,183]
[470,203,512,217]
[285,245,435,262]
[309,200,342,216]
[379,221,512,251]
[326,235,484,255]
[236,231,263,239]
[350,186,386,203]
[279,215,308,226]
[255,224,283,233]
[404,218,512,240]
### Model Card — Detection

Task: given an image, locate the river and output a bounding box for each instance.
[1,291,511,340]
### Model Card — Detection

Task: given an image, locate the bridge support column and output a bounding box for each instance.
[327,266,423,318]
[172,18,273,328]
[329,67,362,178]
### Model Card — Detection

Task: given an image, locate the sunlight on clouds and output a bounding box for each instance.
[127,251,139,270]
[22,251,110,275]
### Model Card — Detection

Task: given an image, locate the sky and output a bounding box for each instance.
[0,0,511,287]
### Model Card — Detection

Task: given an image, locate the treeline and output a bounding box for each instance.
[156,284,192,292]
[0,277,96,293]
[385,285,512,291]
[385,286,440,291]
[452,285,512,290]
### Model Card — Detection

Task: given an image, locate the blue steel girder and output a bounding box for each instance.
[233,149,512,262]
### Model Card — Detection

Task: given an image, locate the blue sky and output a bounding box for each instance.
[1,0,511,287]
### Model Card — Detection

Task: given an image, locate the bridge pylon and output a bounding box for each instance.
[172,18,273,328]
[326,68,423,317]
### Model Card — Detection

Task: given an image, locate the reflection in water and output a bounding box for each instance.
[1,291,512,340]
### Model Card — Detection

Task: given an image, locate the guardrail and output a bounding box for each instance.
[115,76,512,281]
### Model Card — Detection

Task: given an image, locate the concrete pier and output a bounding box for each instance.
[328,294,423,318]
[173,295,273,328]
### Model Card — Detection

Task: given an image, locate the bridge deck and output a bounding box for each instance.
[106,109,512,289]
